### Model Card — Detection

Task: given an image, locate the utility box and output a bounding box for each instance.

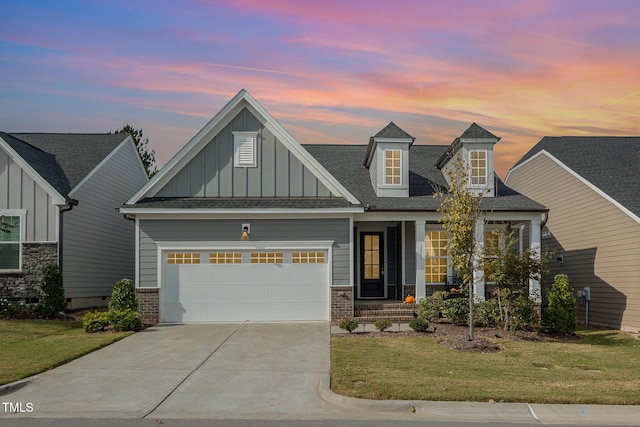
[582,287,591,301]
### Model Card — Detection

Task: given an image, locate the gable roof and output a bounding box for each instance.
[0,132,131,203]
[363,122,415,167]
[126,89,360,206]
[306,144,545,212]
[435,122,500,169]
[510,136,640,218]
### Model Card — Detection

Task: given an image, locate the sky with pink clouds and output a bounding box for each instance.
[1,0,639,178]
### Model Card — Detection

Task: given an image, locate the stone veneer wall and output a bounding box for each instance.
[136,288,159,324]
[331,285,353,321]
[0,243,58,301]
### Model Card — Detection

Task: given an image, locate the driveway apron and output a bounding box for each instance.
[0,322,339,419]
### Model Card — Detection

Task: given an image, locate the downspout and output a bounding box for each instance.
[540,210,549,231]
[58,199,79,275]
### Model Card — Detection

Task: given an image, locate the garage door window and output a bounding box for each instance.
[251,252,283,263]
[167,253,201,264]
[292,252,325,263]
[209,252,242,264]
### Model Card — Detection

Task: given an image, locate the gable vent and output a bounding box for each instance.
[233,131,258,167]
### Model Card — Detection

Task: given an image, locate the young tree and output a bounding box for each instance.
[115,125,157,177]
[435,157,484,340]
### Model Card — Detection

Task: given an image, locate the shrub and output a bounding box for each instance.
[408,316,429,332]
[83,311,110,333]
[373,319,393,332]
[108,278,138,312]
[418,291,447,321]
[542,274,576,334]
[108,309,142,332]
[509,295,540,331]
[441,297,469,325]
[339,318,359,333]
[37,263,66,317]
[476,298,501,327]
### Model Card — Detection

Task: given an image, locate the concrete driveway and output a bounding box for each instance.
[0,322,348,420]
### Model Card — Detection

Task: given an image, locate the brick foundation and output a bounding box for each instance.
[402,284,416,300]
[136,288,159,325]
[331,285,354,321]
[0,243,58,302]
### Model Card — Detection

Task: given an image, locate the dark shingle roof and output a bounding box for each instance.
[435,123,499,169]
[1,132,72,198]
[513,136,640,217]
[10,133,126,189]
[127,197,355,210]
[372,122,415,140]
[305,144,545,212]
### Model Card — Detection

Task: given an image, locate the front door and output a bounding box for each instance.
[360,232,384,298]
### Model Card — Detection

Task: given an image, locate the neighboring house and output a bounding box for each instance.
[121,89,546,324]
[0,132,148,308]
[506,136,640,332]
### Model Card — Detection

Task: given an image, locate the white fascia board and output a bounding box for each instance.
[156,240,334,251]
[0,135,67,205]
[126,90,250,204]
[69,135,147,197]
[507,150,640,225]
[119,207,363,216]
[460,138,499,144]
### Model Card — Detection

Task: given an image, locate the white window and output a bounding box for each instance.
[425,230,447,284]
[384,150,401,185]
[470,150,487,186]
[0,213,23,271]
[233,131,258,167]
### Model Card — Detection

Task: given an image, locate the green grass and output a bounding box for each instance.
[331,327,640,404]
[0,320,132,385]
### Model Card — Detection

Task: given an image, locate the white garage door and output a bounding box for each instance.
[161,247,330,322]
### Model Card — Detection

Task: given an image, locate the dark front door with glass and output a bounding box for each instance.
[360,232,384,298]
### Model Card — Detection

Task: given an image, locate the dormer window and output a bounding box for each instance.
[384,150,401,185]
[470,150,487,186]
[233,131,258,167]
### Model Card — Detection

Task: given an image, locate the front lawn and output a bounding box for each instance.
[0,320,132,385]
[331,327,640,404]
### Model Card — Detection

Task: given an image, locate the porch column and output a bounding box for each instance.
[473,218,486,302]
[415,220,426,300]
[529,217,542,303]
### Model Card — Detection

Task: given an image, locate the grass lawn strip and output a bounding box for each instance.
[331,327,640,404]
[0,320,132,385]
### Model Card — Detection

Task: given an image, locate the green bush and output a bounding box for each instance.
[476,298,501,327]
[542,274,576,334]
[339,318,359,333]
[36,263,66,317]
[108,309,142,332]
[373,319,393,332]
[83,311,110,333]
[418,291,447,321]
[108,278,138,312]
[441,297,469,325]
[408,316,429,332]
[509,295,540,331]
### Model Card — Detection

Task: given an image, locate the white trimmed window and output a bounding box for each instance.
[167,253,201,264]
[209,252,242,264]
[233,131,258,167]
[0,214,22,271]
[384,150,401,185]
[470,150,487,186]
[292,252,325,263]
[425,230,448,284]
[251,252,283,264]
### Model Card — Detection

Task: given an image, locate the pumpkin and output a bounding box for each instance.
[404,295,415,304]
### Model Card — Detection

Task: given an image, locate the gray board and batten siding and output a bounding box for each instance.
[138,218,351,288]
[155,108,334,198]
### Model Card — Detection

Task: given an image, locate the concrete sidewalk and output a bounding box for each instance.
[0,322,638,424]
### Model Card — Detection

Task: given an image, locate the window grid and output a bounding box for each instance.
[292,252,325,263]
[167,253,201,264]
[209,252,242,264]
[425,231,448,283]
[251,252,283,264]
[0,216,20,270]
[470,150,487,185]
[384,150,401,185]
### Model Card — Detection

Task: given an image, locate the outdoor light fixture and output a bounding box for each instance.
[241,224,250,240]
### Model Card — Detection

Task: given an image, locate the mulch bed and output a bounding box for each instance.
[333,322,580,352]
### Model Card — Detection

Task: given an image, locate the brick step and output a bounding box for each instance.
[353,316,415,323]
[354,309,416,317]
